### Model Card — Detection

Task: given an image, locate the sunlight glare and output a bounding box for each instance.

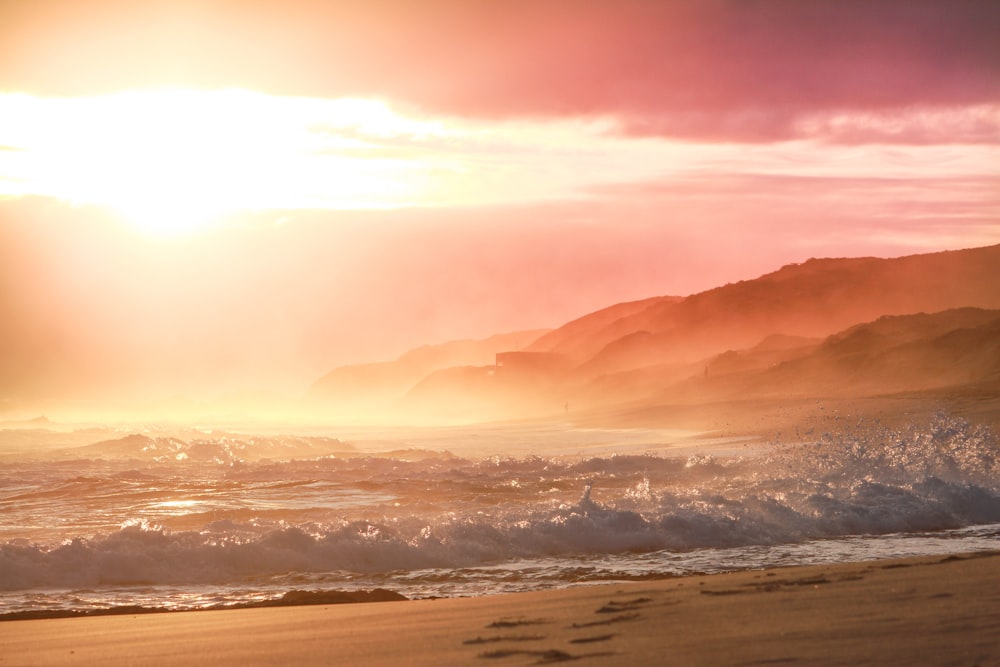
[0,90,442,235]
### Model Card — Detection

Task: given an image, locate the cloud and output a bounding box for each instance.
[591,171,1000,217]
[2,1,998,143]
[794,106,1000,146]
[620,105,1000,145]
[592,172,1000,200]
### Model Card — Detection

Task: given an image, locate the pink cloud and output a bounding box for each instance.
[620,105,1000,145]
[3,1,998,143]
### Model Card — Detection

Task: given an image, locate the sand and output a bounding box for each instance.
[1,551,998,666]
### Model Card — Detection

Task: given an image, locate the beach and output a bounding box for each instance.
[2,2,999,664]
[2,551,997,666]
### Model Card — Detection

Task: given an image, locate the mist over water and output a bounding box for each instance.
[1,413,998,616]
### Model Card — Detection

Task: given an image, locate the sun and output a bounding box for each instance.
[0,89,442,236]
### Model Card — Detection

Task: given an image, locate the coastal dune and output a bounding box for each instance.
[2,551,997,666]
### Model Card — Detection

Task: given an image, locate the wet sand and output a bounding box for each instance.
[1,551,997,666]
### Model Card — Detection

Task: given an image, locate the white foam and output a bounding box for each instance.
[1,413,997,598]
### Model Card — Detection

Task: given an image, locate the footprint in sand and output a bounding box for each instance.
[464,635,546,645]
[486,617,551,628]
[570,612,641,628]
[477,648,576,662]
[569,595,653,629]
[569,633,616,644]
[470,608,627,662]
[470,599,657,661]
[594,596,653,614]
[468,618,554,660]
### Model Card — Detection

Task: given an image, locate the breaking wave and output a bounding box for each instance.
[1,413,998,601]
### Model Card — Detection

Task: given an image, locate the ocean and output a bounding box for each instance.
[1,412,998,618]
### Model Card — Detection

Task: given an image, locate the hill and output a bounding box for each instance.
[308,329,549,416]
[534,244,1000,376]
[311,244,1000,431]
[591,307,1000,435]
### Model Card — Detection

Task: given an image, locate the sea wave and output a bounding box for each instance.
[1,413,998,592]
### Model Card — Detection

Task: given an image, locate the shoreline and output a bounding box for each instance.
[2,551,997,666]
[0,588,409,623]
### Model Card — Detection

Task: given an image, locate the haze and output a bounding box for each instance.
[1,0,998,422]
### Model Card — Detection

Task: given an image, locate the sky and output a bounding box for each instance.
[1,0,998,409]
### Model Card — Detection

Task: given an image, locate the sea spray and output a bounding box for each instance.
[1,412,998,612]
